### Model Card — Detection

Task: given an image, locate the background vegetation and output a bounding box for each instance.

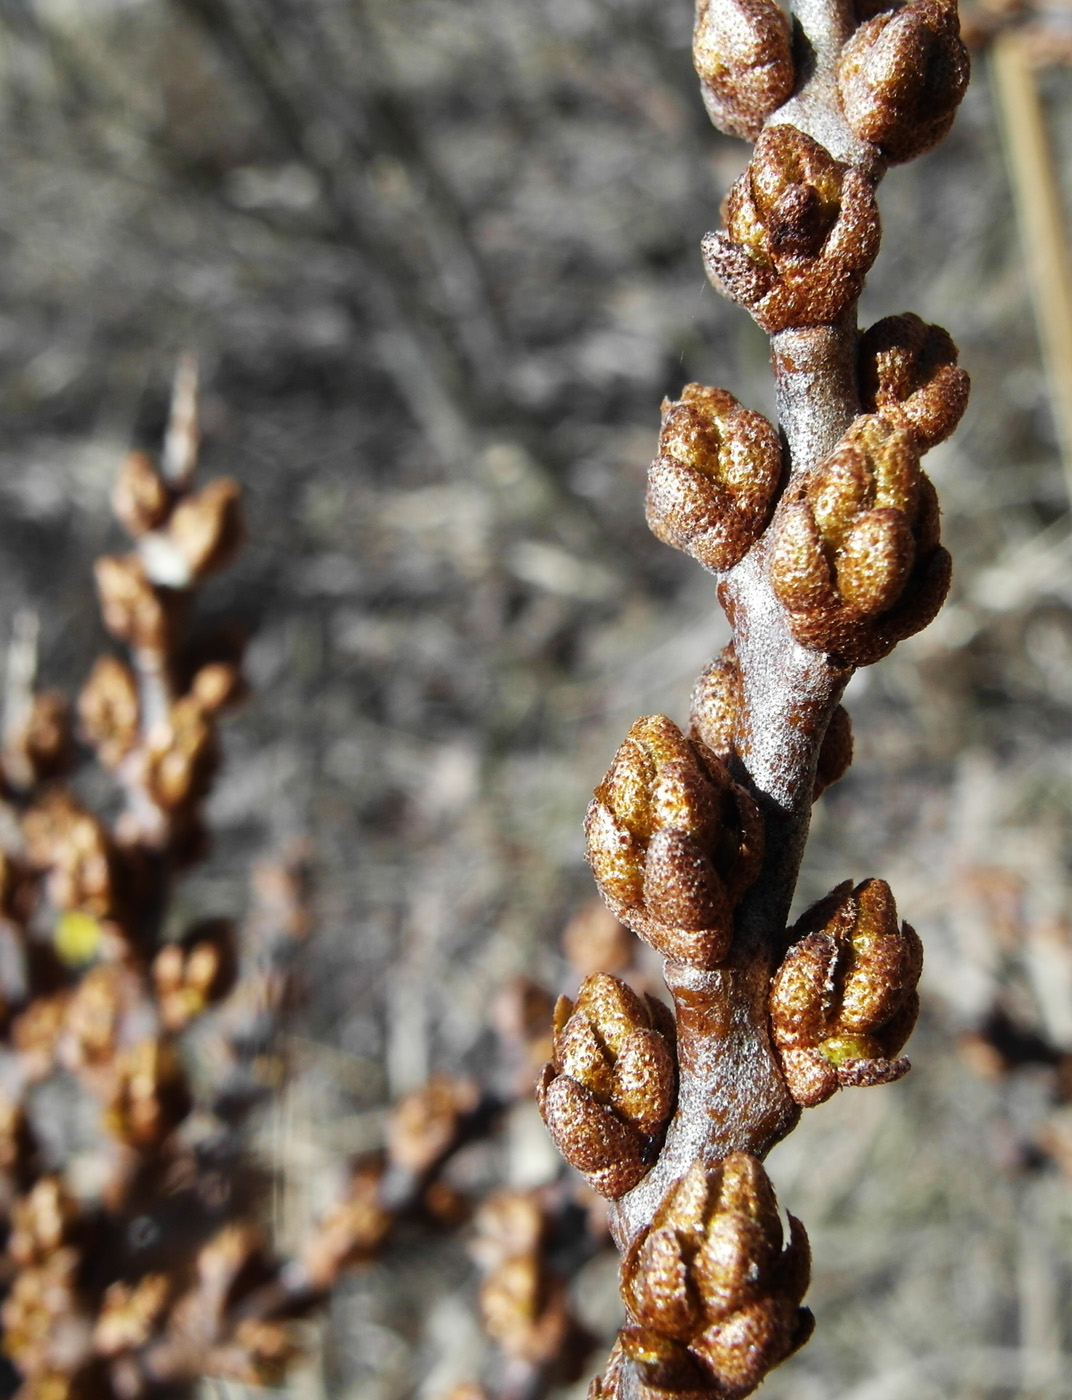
[1,2,1071,1396]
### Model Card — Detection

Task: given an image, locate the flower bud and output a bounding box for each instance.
[300,1164,394,1287]
[191,661,246,714]
[385,1075,479,1175]
[472,1192,585,1369]
[690,646,853,800]
[168,477,244,579]
[693,0,795,141]
[839,0,970,164]
[585,716,763,968]
[94,1275,171,1357]
[702,126,880,332]
[140,696,219,812]
[647,385,783,573]
[94,553,186,654]
[5,690,74,787]
[24,794,117,918]
[813,702,853,799]
[537,974,676,1198]
[78,656,140,769]
[770,878,923,1106]
[768,413,950,664]
[620,1155,812,1399]
[860,313,970,450]
[153,919,237,1031]
[113,450,172,537]
[104,1037,192,1148]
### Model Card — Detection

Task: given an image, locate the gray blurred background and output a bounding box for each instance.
[1,2,1072,1397]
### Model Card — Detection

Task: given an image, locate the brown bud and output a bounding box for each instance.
[472,1192,587,1369]
[9,1176,80,1266]
[60,963,136,1073]
[693,0,795,140]
[113,450,172,536]
[301,1164,394,1286]
[94,1275,171,1357]
[563,900,635,977]
[537,974,676,1198]
[813,704,853,799]
[860,313,970,450]
[191,661,246,714]
[104,1037,192,1147]
[585,715,763,969]
[12,994,69,1081]
[94,553,186,654]
[385,1074,479,1175]
[689,646,740,763]
[4,691,74,788]
[168,477,244,579]
[140,695,219,812]
[621,1156,811,1398]
[839,0,970,163]
[0,1247,85,1376]
[768,414,950,664]
[702,126,880,332]
[770,878,923,1106]
[24,794,117,918]
[153,919,237,1031]
[78,656,140,769]
[647,385,783,572]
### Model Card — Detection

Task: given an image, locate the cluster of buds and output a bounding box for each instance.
[702,126,881,333]
[646,385,784,573]
[471,1191,590,1376]
[584,715,763,968]
[108,448,242,592]
[689,645,854,800]
[537,974,676,1198]
[614,1155,812,1400]
[768,413,951,664]
[692,0,795,140]
[770,879,923,1107]
[839,0,971,163]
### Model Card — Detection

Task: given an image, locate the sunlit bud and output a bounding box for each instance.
[537,974,676,1198]
[693,0,795,140]
[113,450,172,537]
[703,126,880,332]
[770,878,923,1106]
[859,312,970,450]
[647,385,783,572]
[585,715,763,969]
[839,0,970,163]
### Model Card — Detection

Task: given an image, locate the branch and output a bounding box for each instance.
[538,0,973,1393]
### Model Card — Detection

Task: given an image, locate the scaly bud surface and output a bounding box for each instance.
[770,878,923,1106]
[647,385,783,573]
[693,0,795,141]
[839,0,970,164]
[768,413,950,664]
[537,974,676,1198]
[859,312,970,450]
[702,126,880,333]
[618,1155,812,1399]
[585,716,763,969]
